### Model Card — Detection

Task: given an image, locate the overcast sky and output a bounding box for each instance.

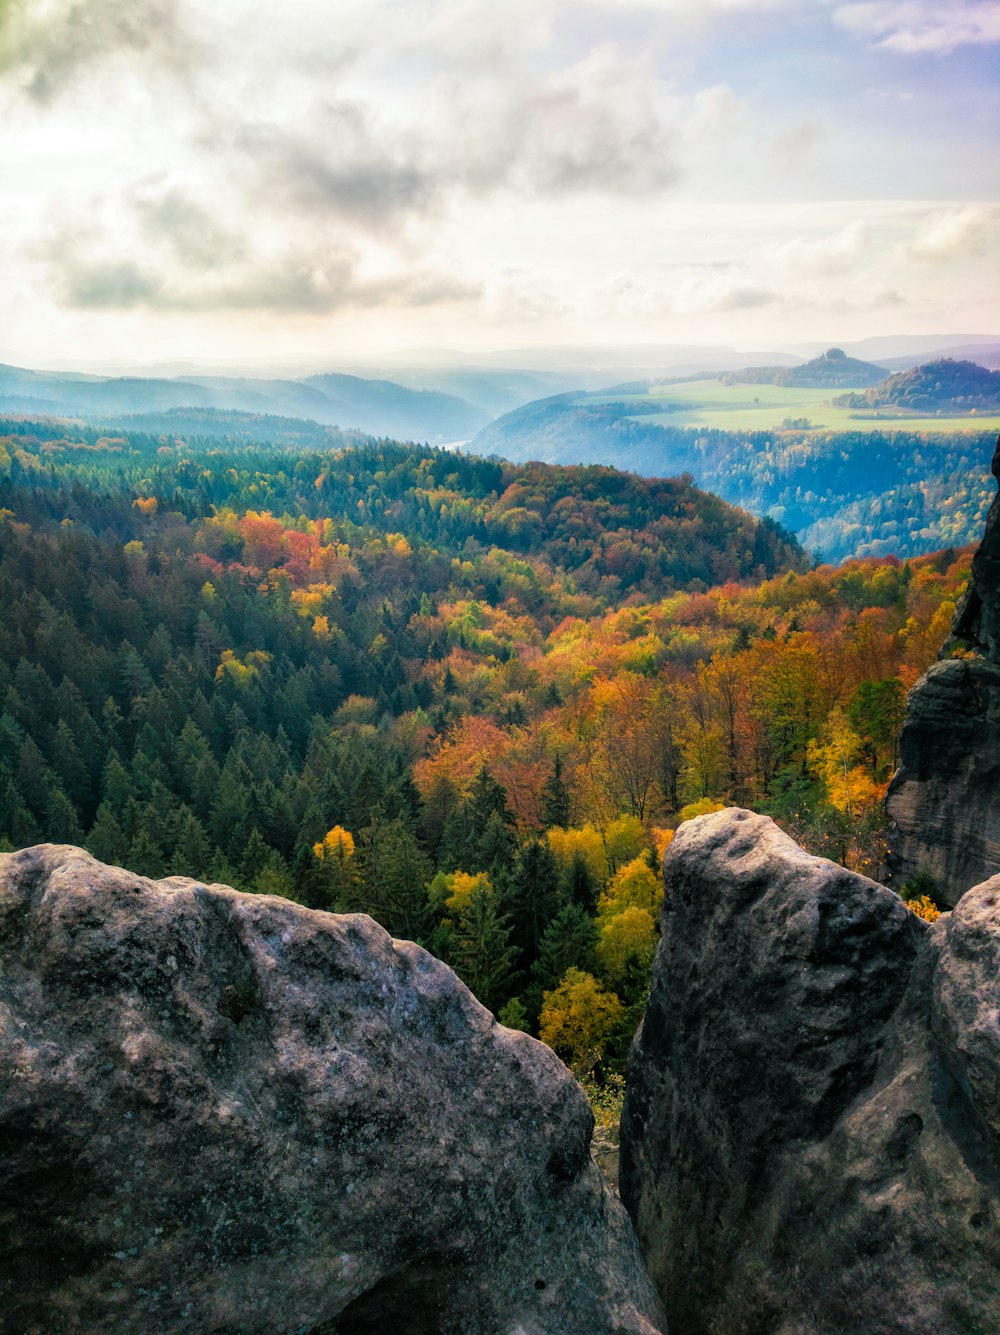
[1,0,998,367]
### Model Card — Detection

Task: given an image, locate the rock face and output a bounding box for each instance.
[621,808,1000,1335]
[0,845,665,1335]
[887,434,1000,906]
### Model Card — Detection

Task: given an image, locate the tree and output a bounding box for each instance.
[541,754,571,828]
[595,906,657,996]
[87,803,128,866]
[597,856,662,920]
[354,815,432,941]
[539,969,625,1078]
[453,885,519,1013]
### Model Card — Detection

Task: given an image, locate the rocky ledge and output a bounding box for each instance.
[0,844,665,1334]
[887,433,1000,905]
[621,808,1000,1335]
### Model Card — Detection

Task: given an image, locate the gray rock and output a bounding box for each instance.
[0,844,665,1335]
[952,434,1000,662]
[621,808,1000,1335]
[887,433,1000,905]
[886,656,1000,906]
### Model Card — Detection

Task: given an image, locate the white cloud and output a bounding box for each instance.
[909,206,995,260]
[834,1,1000,54]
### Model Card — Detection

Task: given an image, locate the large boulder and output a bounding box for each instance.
[621,808,1000,1335]
[887,434,1000,905]
[0,844,665,1335]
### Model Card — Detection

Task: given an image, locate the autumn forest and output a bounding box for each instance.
[0,420,964,1087]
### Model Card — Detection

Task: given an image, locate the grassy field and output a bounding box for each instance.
[589,379,1000,434]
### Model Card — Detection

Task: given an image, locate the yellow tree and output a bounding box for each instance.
[596,907,658,987]
[597,855,662,920]
[539,969,625,1078]
[807,707,883,820]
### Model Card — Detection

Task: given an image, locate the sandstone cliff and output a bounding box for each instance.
[621,808,1000,1335]
[886,434,1000,905]
[0,844,665,1334]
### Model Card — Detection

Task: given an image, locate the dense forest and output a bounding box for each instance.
[472,402,995,562]
[0,418,969,1085]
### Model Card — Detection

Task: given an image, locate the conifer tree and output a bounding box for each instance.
[541,755,571,829]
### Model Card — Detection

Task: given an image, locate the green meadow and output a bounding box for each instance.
[590,378,1000,434]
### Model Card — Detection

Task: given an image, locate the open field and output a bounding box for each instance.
[589,379,1000,434]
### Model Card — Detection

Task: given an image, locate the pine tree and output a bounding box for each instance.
[128,827,165,879]
[541,755,571,829]
[453,885,519,1014]
[86,803,128,866]
[355,815,431,941]
[564,851,599,914]
[499,838,563,972]
[44,779,81,843]
[172,809,213,880]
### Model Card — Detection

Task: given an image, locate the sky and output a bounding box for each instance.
[0,0,998,368]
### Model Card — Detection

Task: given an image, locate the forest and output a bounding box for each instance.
[472,400,996,563]
[0,418,966,1091]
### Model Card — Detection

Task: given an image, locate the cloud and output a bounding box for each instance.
[40,214,481,314]
[764,221,871,275]
[772,123,826,168]
[0,0,200,102]
[834,1,1000,54]
[909,206,994,260]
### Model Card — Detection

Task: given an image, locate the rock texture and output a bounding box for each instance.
[887,434,1000,906]
[0,844,665,1335]
[621,808,1000,1335]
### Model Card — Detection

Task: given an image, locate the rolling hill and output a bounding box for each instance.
[0,363,489,444]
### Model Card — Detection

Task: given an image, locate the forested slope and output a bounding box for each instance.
[472,400,995,561]
[0,417,971,1080]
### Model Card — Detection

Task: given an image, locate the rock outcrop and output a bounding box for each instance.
[621,808,1000,1335]
[886,434,1000,906]
[0,844,665,1335]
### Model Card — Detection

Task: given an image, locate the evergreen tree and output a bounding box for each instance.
[564,851,599,914]
[86,803,128,866]
[499,838,563,973]
[453,885,519,1013]
[541,755,571,829]
[172,808,213,879]
[127,826,165,879]
[44,779,81,843]
[355,815,431,941]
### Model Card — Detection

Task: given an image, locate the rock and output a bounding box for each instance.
[887,434,1000,905]
[886,656,1000,905]
[621,808,1000,1335]
[951,434,1000,662]
[0,844,665,1335]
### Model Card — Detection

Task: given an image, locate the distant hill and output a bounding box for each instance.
[0,362,489,444]
[723,347,885,389]
[470,394,996,562]
[877,343,1000,373]
[835,358,1000,413]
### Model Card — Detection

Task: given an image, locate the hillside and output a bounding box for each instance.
[472,395,996,561]
[0,411,970,1075]
[723,347,885,388]
[0,362,489,444]
[835,357,1000,413]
